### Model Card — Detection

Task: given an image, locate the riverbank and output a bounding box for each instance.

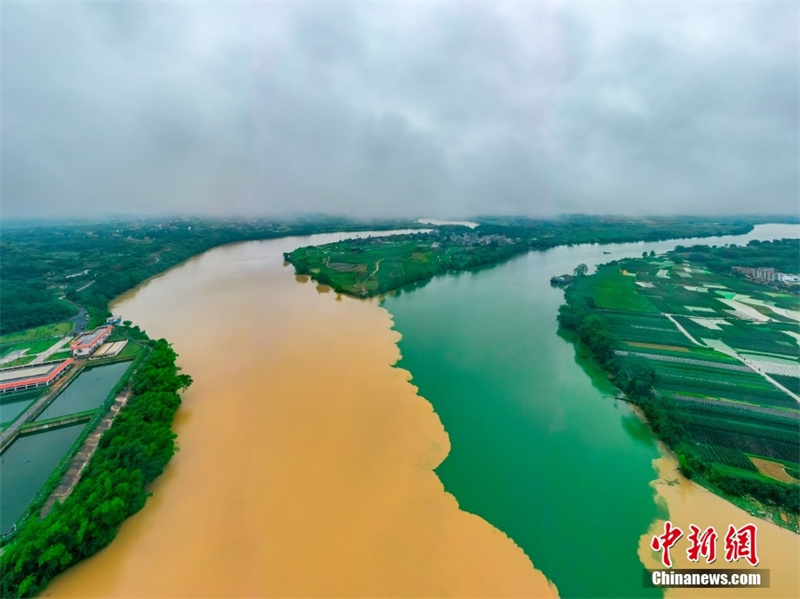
[639,449,799,598]
[44,237,556,598]
[43,224,798,597]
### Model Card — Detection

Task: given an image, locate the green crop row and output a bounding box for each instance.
[651,359,763,380]
[686,426,799,464]
[681,414,799,446]
[677,404,799,434]
[694,444,758,472]
[771,374,800,394]
[655,379,796,408]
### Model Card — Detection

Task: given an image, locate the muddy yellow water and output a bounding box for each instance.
[639,451,799,599]
[45,237,556,598]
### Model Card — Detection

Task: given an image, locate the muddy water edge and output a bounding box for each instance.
[44,232,555,598]
[45,225,798,598]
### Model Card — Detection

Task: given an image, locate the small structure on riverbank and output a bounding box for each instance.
[70,325,113,357]
[550,274,574,286]
[91,340,127,360]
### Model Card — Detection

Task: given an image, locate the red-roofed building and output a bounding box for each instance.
[70,326,113,357]
[0,359,74,394]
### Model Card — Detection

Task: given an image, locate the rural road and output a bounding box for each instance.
[66,301,89,334]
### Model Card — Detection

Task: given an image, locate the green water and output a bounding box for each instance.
[0,397,35,426]
[0,422,86,534]
[0,362,131,533]
[382,224,799,599]
[34,361,131,422]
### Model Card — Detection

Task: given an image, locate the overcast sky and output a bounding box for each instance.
[2,1,797,220]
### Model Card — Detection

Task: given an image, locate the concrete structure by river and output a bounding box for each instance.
[0,361,133,534]
[46,225,799,598]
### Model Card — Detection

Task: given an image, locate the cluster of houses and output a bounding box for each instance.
[447,233,516,247]
[732,266,799,284]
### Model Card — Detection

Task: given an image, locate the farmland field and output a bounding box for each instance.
[559,238,800,527]
[285,231,528,297]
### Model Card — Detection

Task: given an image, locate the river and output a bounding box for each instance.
[383,223,799,598]
[45,224,798,598]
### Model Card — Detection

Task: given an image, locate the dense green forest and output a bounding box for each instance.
[0,338,192,598]
[475,214,796,244]
[0,217,417,335]
[286,216,770,298]
[557,242,800,523]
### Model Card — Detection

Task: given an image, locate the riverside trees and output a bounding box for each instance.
[0,340,192,598]
[557,254,800,522]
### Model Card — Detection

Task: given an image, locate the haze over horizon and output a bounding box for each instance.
[3,2,797,221]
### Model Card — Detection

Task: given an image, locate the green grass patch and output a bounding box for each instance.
[0,355,37,368]
[0,338,61,356]
[713,463,784,485]
[584,268,659,313]
[0,322,73,346]
[113,341,143,361]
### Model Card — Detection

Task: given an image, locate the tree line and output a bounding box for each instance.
[0,217,418,335]
[670,238,800,276]
[0,339,192,598]
[2,215,777,335]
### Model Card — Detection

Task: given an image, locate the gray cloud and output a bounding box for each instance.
[2,1,797,219]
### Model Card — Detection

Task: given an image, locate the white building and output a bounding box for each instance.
[70,326,113,357]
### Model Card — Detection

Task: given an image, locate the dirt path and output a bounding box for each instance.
[739,355,800,403]
[749,456,799,485]
[41,388,132,518]
[360,258,383,292]
[664,313,704,346]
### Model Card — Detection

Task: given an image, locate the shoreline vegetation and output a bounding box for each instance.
[0,215,795,596]
[0,216,422,335]
[283,216,786,298]
[41,240,558,598]
[0,336,192,598]
[0,215,789,336]
[640,451,800,598]
[557,239,800,529]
